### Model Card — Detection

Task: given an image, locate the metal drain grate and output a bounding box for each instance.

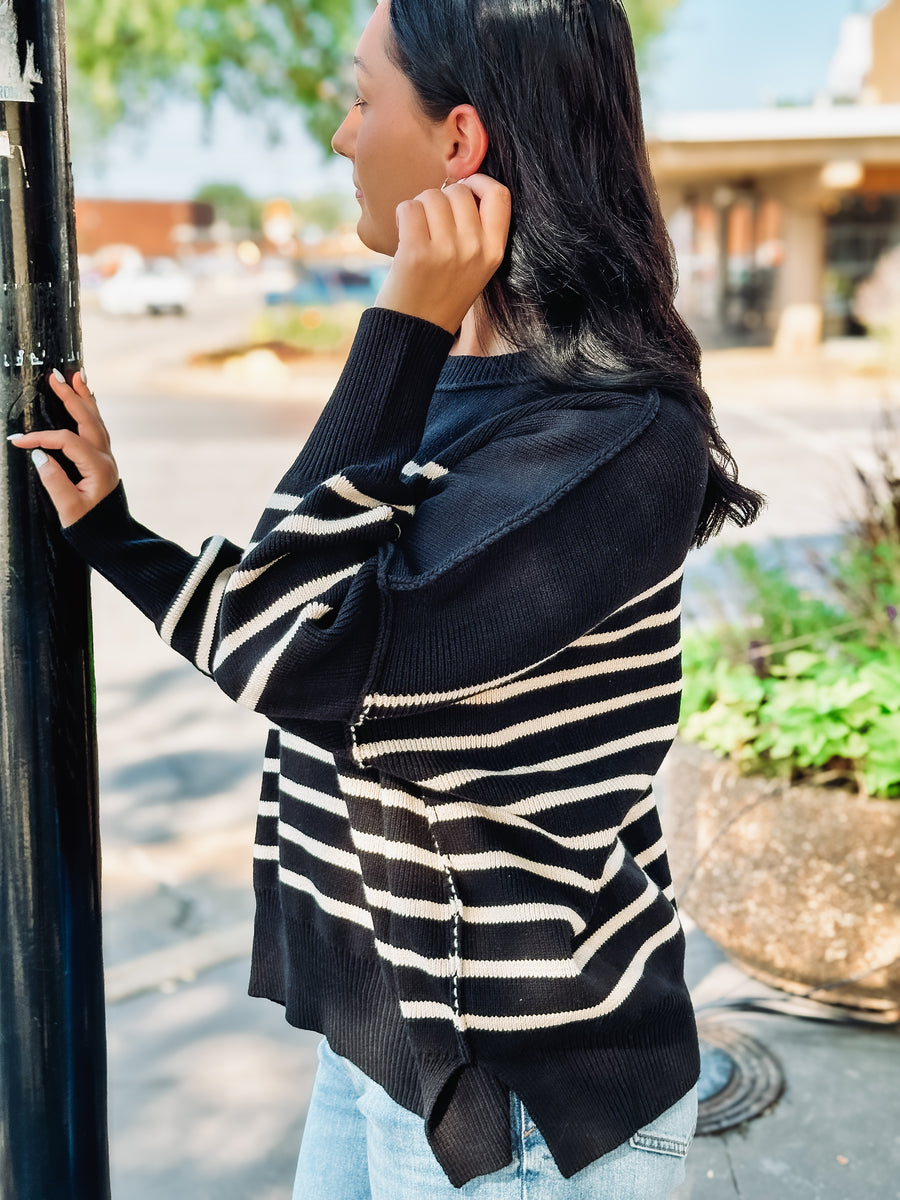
[696,1016,785,1135]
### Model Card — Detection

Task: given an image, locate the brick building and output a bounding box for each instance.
[74,199,214,259]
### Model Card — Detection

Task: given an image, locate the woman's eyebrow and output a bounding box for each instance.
[353,56,371,75]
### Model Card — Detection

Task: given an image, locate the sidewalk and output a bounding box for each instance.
[84,314,899,1198]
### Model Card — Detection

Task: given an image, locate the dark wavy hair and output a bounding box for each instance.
[387,0,763,545]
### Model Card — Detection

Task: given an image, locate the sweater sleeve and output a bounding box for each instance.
[65,306,707,761]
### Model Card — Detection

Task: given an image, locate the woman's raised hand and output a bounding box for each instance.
[7,370,120,528]
[374,173,511,334]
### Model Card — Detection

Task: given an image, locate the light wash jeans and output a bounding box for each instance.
[293,1039,697,1199]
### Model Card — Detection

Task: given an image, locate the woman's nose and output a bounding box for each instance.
[331,112,355,159]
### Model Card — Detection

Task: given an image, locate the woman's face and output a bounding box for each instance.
[331,2,449,256]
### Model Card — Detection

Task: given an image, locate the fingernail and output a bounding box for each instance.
[31,449,48,469]
[77,368,87,387]
[52,368,65,384]
[6,433,24,442]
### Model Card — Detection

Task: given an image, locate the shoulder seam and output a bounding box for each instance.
[383,391,662,592]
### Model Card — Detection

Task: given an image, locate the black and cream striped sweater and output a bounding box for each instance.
[66,307,707,1187]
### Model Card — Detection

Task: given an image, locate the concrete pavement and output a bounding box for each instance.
[80,296,899,1197]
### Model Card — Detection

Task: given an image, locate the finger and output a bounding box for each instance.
[458,174,512,247]
[395,197,433,248]
[439,182,485,241]
[27,448,85,527]
[411,189,463,246]
[7,427,103,478]
[48,369,109,447]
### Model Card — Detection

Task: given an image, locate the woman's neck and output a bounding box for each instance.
[449,302,515,357]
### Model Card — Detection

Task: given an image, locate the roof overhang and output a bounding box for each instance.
[648,104,900,183]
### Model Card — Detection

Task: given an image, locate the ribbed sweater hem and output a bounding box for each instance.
[248,887,700,1186]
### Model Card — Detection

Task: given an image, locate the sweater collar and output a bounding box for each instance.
[435,350,529,390]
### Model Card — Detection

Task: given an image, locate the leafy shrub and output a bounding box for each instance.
[681,438,900,798]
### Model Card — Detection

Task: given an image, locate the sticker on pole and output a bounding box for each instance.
[0,0,42,103]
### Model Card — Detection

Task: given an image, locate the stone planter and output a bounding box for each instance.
[662,739,900,1014]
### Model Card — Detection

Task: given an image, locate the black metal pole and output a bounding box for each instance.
[0,1,110,1196]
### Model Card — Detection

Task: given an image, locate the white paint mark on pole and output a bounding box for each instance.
[0,1,42,103]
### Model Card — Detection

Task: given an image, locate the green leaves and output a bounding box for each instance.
[681,544,900,799]
[66,0,358,149]
[65,0,682,151]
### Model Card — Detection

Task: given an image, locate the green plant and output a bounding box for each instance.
[680,437,900,798]
[248,301,364,354]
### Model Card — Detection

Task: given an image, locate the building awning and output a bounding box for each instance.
[648,104,900,182]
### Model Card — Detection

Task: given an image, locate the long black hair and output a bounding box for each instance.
[387,0,763,545]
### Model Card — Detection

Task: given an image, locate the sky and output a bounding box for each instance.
[72,0,887,201]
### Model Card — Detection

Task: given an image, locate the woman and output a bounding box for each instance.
[10,0,761,1195]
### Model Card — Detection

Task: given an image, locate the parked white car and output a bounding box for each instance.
[98,257,193,316]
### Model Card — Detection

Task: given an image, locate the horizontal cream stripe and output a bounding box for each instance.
[613,564,684,616]
[663,883,677,902]
[236,602,331,710]
[375,940,579,980]
[463,902,587,936]
[350,829,444,872]
[357,682,682,761]
[620,790,658,830]
[340,777,652,864]
[228,554,288,591]
[274,506,392,537]
[347,827,628,895]
[450,839,625,893]
[195,564,236,673]
[363,887,454,922]
[266,492,304,511]
[364,655,559,712]
[280,732,336,765]
[159,535,225,647]
[325,473,415,516]
[575,604,682,648]
[457,643,680,707]
[361,573,682,715]
[257,800,279,818]
[263,757,280,773]
[279,776,348,818]
[429,777,652,848]
[278,820,362,874]
[401,459,448,480]
[572,879,659,969]
[338,774,430,821]
[215,563,360,666]
[278,865,374,931]
[253,844,279,860]
[474,773,652,822]
[399,910,681,1031]
[634,835,667,869]
[418,725,678,793]
[362,888,587,936]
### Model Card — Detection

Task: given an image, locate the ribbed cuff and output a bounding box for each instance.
[62,481,132,559]
[297,307,455,483]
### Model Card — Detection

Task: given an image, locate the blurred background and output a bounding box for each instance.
[68,0,900,363]
[55,2,900,1198]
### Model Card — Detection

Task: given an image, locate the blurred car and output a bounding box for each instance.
[265,262,389,307]
[98,257,193,316]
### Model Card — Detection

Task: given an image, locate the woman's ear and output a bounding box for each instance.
[444,104,489,178]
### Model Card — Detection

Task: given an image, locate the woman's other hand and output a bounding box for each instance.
[7,370,120,528]
[374,173,511,334]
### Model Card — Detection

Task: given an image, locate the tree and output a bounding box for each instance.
[195,182,264,232]
[66,0,680,152]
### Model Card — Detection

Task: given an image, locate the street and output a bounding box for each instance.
[81,291,899,1198]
